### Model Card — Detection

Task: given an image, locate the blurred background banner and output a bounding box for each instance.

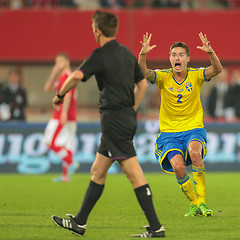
[0,8,240,63]
[0,121,240,174]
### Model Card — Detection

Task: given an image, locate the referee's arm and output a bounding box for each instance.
[133,78,148,111]
[52,69,84,111]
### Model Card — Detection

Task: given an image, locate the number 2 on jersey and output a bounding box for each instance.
[177,94,183,103]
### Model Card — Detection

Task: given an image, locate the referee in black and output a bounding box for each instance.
[51,10,165,238]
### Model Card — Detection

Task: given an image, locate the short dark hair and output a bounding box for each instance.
[170,42,190,56]
[92,10,118,37]
[56,52,69,60]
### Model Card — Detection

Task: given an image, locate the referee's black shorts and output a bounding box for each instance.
[98,107,137,161]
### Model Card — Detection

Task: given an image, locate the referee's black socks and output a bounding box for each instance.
[134,184,161,231]
[74,180,104,225]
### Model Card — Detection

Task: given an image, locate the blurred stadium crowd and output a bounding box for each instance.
[1,65,240,123]
[0,0,240,10]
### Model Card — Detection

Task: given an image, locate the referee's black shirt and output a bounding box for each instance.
[79,40,144,110]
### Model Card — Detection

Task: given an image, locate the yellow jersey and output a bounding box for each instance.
[154,67,208,132]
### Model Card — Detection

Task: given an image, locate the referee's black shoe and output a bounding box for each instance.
[132,225,165,238]
[51,214,87,236]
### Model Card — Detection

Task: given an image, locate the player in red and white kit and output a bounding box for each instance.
[44,52,78,182]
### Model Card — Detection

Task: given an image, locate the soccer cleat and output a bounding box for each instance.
[51,214,87,236]
[52,176,70,182]
[132,225,165,238]
[199,203,213,217]
[68,162,80,178]
[184,205,201,217]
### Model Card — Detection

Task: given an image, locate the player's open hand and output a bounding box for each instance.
[52,95,63,111]
[140,32,157,55]
[197,32,214,53]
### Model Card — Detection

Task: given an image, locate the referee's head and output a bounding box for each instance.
[92,10,119,38]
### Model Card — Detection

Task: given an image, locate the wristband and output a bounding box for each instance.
[56,90,65,99]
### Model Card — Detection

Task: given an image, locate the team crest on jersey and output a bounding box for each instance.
[168,87,173,92]
[185,82,193,92]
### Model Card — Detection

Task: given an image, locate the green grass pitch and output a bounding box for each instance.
[1,172,240,240]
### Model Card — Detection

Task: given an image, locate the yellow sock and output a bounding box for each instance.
[177,173,198,206]
[192,165,206,206]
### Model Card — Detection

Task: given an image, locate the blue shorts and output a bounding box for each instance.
[155,128,207,174]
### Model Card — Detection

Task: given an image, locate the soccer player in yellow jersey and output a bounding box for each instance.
[138,32,222,217]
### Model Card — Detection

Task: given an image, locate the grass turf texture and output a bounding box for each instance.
[0,172,240,240]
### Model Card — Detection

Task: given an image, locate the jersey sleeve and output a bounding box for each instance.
[198,67,209,83]
[78,50,104,82]
[153,69,163,88]
[134,57,145,84]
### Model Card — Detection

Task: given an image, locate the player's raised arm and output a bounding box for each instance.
[138,32,156,83]
[197,32,223,79]
[52,69,83,110]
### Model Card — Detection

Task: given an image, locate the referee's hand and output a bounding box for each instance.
[52,95,63,111]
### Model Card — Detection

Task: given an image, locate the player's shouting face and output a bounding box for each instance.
[169,47,190,73]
